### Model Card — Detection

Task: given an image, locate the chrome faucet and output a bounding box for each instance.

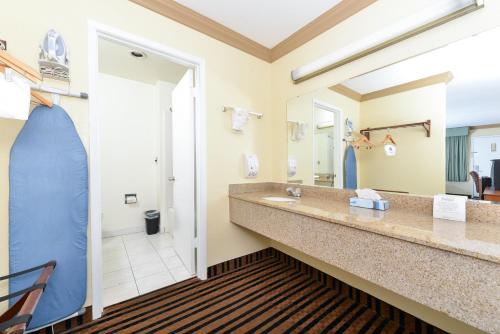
[286,187,302,198]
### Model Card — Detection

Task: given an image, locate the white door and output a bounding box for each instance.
[171,69,195,274]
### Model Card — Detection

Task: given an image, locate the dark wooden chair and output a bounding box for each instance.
[0,261,56,334]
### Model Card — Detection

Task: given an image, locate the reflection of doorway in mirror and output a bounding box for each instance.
[313,100,342,188]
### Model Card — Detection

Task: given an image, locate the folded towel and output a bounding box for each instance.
[0,73,30,120]
[232,107,249,132]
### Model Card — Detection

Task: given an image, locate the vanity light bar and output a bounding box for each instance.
[291,0,484,84]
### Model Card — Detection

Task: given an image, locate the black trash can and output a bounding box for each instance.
[144,210,160,235]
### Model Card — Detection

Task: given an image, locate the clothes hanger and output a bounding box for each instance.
[382,129,397,145]
[352,134,375,149]
[0,50,53,107]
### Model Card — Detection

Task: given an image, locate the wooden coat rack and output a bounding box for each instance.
[360,120,431,140]
[0,50,53,107]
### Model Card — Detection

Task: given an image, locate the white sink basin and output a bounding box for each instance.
[261,196,297,202]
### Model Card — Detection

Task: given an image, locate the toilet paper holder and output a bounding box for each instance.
[125,193,137,204]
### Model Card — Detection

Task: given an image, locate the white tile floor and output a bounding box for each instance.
[102,232,192,307]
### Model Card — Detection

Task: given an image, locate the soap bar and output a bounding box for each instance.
[349,197,374,209]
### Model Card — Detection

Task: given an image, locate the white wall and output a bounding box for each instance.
[98,73,161,236]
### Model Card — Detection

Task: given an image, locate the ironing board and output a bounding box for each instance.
[344,145,358,189]
[9,105,88,329]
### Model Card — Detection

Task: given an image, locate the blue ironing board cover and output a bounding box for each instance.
[9,105,88,329]
[344,145,358,189]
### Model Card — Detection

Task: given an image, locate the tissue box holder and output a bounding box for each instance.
[350,198,389,211]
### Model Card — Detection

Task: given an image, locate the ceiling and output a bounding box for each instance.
[174,0,342,48]
[98,38,188,85]
[341,27,500,128]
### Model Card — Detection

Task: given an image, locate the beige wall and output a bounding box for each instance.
[358,84,447,195]
[287,84,447,196]
[0,119,23,313]
[0,0,272,311]
[287,88,360,185]
[98,73,161,236]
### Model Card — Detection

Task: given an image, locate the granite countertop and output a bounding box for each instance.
[230,191,500,264]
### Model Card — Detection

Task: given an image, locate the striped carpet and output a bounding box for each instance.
[61,257,412,334]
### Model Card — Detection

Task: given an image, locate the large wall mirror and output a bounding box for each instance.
[287,26,500,200]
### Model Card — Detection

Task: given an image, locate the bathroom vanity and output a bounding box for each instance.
[229,182,500,333]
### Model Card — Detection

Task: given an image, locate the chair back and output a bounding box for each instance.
[469,171,482,199]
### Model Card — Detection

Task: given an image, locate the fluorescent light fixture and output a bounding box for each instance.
[291,0,484,84]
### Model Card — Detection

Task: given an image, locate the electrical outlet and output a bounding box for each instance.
[0,39,6,50]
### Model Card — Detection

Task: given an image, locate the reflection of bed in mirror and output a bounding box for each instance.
[286,26,500,201]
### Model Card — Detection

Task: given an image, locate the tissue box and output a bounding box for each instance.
[349,197,374,209]
[373,200,390,211]
[349,198,390,211]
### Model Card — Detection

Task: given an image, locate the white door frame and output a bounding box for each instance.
[88,21,207,320]
[312,99,343,189]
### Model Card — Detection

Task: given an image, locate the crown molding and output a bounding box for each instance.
[130,0,272,62]
[130,0,376,63]
[330,71,454,102]
[270,0,377,61]
[329,84,363,101]
[470,123,500,130]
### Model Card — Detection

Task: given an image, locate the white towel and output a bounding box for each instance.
[292,122,307,141]
[0,73,30,120]
[231,107,249,132]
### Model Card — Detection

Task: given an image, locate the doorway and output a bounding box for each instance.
[88,22,206,319]
[312,100,343,189]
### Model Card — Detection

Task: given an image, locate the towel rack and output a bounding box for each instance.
[0,50,88,107]
[222,106,263,119]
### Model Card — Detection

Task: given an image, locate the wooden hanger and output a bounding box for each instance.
[0,50,53,107]
[352,134,375,149]
[382,133,397,145]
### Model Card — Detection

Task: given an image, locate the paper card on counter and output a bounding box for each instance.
[433,194,467,222]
